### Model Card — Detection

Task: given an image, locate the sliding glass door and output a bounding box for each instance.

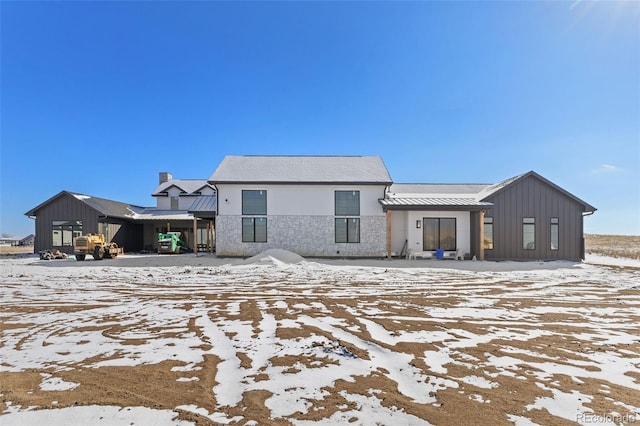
[423,218,456,251]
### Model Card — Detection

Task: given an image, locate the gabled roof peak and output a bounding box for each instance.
[24,190,145,219]
[478,171,596,213]
[209,155,392,184]
[152,179,215,196]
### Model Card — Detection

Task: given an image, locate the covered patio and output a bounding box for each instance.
[380,184,493,260]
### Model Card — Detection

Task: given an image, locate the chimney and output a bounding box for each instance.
[159,172,173,184]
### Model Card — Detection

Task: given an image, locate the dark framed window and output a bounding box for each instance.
[423,218,456,251]
[484,217,494,250]
[523,217,536,250]
[242,217,267,242]
[242,190,267,215]
[52,220,83,247]
[550,217,559,250]
[335,191,360,216]
[335,218,360,243]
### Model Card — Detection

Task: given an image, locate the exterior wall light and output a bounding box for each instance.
[416,220,421,229]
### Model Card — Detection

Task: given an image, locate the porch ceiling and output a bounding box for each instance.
[131,208,194,221]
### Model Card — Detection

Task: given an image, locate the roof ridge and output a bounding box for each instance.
[236,155,379,158]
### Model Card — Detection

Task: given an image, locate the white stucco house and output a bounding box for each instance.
[209,156,392,257]
[207,155,595,261]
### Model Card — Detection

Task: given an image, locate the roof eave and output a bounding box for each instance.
[210,180,392,186]
[379,200,492,211]
[24,190,73,217]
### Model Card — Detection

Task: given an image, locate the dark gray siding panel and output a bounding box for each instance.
[483,175,584,261]
[31,193,144,254]
[32,194,102,253]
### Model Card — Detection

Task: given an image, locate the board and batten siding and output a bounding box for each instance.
[482,175,585,261]
[29,193,143,254]
[31,193,103,253]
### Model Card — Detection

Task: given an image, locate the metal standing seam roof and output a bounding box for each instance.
[380,197,493,207]
[382,183,493,208]
[187,195,217,213]
[209,155,393,184]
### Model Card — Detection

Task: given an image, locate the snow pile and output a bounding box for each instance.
[242,248,305,265]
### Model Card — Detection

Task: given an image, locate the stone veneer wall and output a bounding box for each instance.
[216,215,387,257]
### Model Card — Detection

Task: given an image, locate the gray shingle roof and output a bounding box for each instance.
[388,183,491,196]
[209,156,392,184]
[475,173,527,200]
[25,191,144,219]
[24,191,198,221]
[69,192,142,219]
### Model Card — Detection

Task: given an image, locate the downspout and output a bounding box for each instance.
[581,210,596,260]
[213,184,219,253]
[384,184,392,259]
[213,184,219,214]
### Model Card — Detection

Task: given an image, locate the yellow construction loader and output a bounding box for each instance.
[73,233,123,261]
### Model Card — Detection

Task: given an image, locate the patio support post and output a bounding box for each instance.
[479,210,485,261]
[386,209,392,259]
[208,220,213,253]
[193,216,198,257]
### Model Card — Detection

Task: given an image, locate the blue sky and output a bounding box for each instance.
[1,1,639,237]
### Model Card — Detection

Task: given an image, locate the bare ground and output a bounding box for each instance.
[585,234,640,260]
[1,256,639,425]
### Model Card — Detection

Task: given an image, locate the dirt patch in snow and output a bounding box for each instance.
[1,257,639,425]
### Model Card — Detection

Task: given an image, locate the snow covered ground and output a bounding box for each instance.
[1,253,639,425]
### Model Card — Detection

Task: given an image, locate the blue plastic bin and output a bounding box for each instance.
[436,249,445,260]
